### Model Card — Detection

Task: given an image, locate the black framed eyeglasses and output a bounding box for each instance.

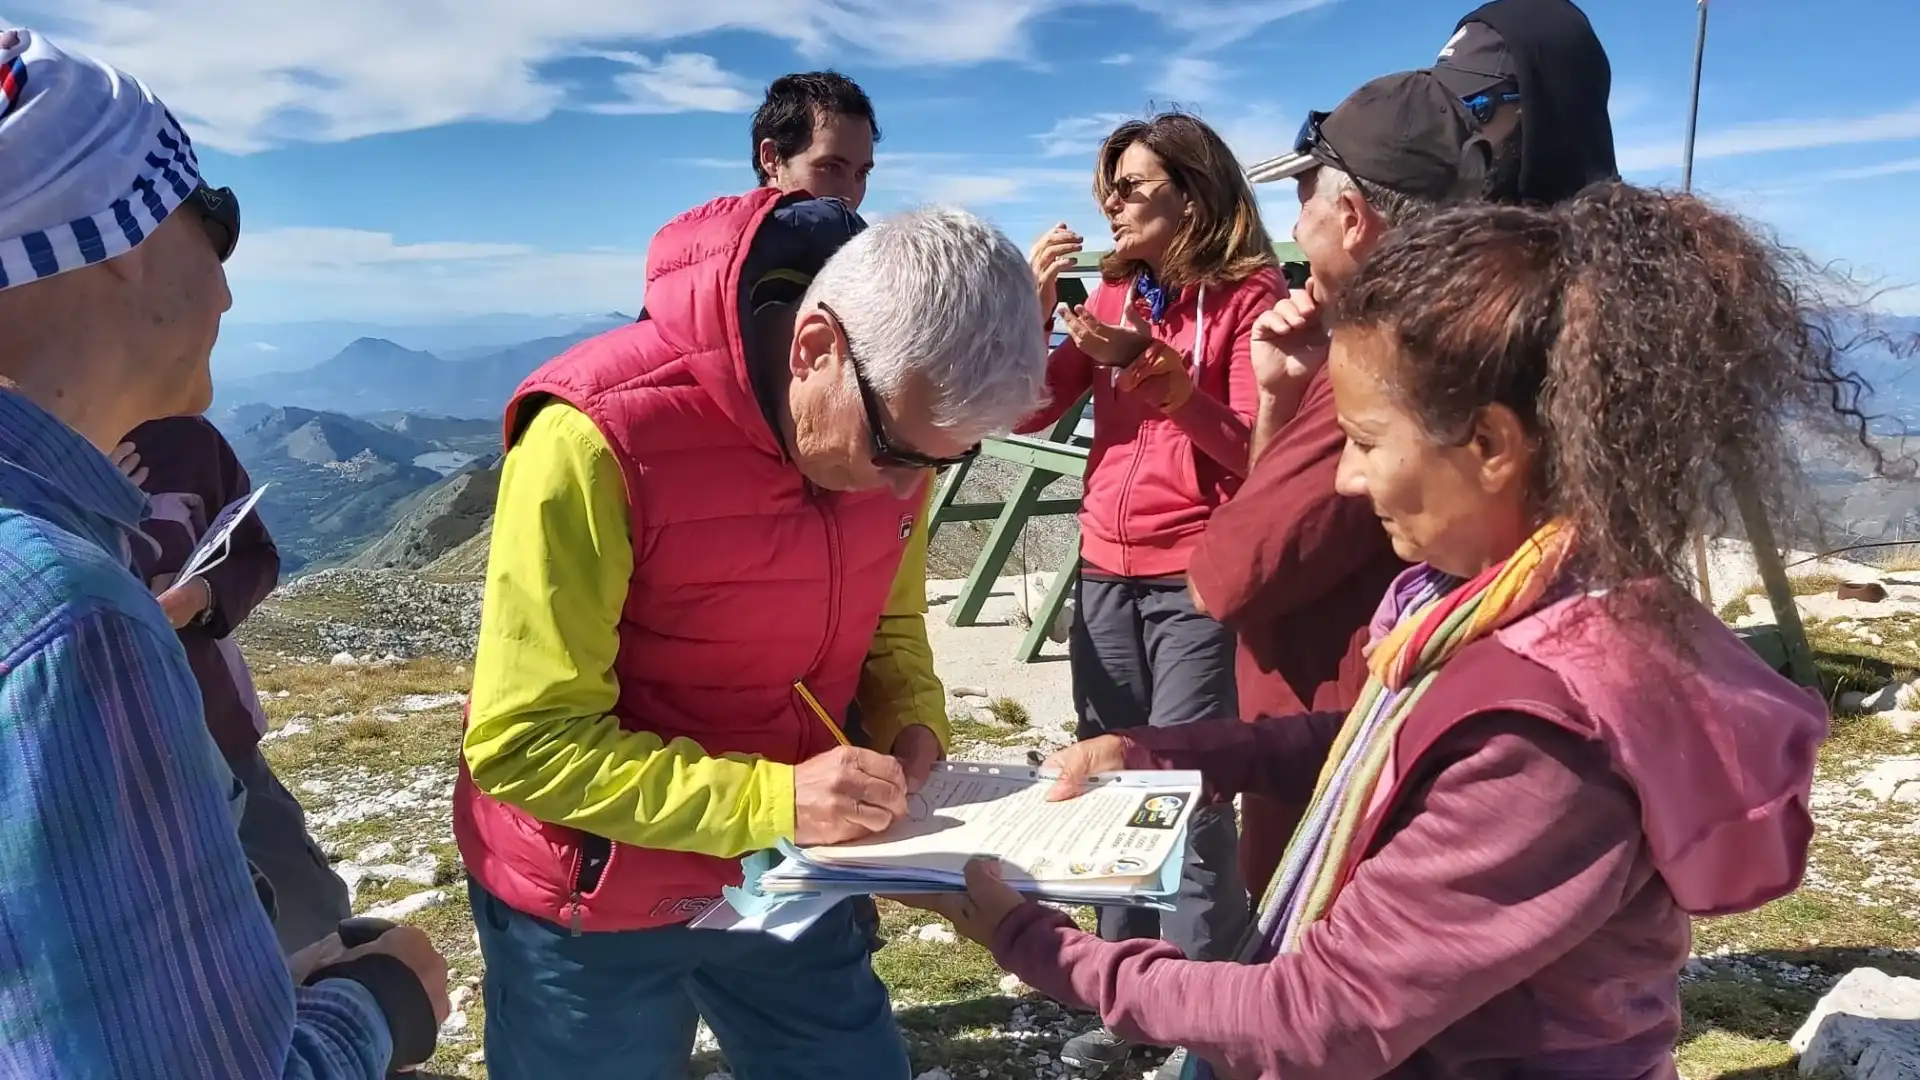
[818,301,980,470]
[188,184,240,263]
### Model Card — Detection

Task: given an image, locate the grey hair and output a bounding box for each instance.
[1318,166,1443,230]
[803,204,1049,436]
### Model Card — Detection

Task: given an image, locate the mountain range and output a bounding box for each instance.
[212,311,638,380]
[215,313,630,419]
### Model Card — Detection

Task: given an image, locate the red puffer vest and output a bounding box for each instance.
[452,188,923,932]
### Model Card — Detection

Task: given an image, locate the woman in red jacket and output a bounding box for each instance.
[1020,111,1284,1075]
[910,184,1855,1079]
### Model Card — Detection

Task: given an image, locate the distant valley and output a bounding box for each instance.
[210,310,1920,578]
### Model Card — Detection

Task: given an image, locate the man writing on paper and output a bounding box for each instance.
[748,68,951,845]
[453,192,1047,1080]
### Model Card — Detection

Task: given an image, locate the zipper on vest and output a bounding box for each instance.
[799,489,844,685]
[567,848,584,938]
[565,834,612,937]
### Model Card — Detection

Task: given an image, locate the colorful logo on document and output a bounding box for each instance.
[1127,793,1187,830]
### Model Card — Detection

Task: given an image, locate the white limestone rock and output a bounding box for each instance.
[1792,968,1920,1079]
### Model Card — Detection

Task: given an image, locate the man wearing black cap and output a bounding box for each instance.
[1246,70,1490,296]
[1430,0,1618,204]
[1180,72,1491,969]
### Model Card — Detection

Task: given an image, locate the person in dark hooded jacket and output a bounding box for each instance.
[1429,0,1619,203]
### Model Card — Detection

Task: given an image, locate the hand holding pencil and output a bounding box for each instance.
[791,681,911,845]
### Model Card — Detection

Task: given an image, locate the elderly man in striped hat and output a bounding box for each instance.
[0,27,448,1078]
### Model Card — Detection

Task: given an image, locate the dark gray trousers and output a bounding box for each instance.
[1070,573,1247,961]
[232,748,354,955]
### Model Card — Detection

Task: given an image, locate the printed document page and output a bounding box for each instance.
[798,762,1200,889]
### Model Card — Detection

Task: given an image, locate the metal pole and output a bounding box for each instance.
[1677,0,1819,687]
[1682,0,1716,608]
[1680,0,1709,192]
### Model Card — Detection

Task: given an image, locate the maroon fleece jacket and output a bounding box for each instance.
[125,416,280,764]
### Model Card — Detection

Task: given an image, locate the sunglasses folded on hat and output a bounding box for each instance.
[1245,70,1491,201]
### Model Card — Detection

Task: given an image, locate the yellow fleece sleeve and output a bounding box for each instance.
[854,478,950,754]
[462,401,795,858]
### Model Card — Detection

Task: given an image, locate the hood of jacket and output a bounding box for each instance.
[1455,0,1619,203]
[1493,585,1827,916]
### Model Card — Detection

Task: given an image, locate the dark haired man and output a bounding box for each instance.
[751,70,879,211]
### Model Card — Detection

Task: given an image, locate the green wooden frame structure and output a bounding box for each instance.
[928,242,1308,661]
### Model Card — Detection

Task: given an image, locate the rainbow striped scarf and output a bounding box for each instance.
[1251,518,1572,956]
[1182,520,1570,1080]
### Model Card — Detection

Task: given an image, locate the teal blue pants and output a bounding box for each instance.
[470,880,909,1080]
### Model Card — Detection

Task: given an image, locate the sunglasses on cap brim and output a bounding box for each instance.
[188,184,240,262]
[1461,88,1521,125]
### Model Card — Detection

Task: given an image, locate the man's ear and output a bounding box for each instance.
[1337,185,1376,256]
[790,306,840,379]
[1457,135,1495,200]
[757,137,784,184]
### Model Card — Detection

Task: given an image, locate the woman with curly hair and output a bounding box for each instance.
[903,183,1860,1079]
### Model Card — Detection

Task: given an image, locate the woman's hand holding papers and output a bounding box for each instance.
[794,746,911,845]
[886,857,1027,947]
[1039,734,1130,801]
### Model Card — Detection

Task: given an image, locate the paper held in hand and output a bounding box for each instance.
[176,485,270,581]
[756,761,1199,909]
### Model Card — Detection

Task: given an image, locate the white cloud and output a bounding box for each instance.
[1618,102,1920,173]
[1102,53,1135,66]
[1130,0,1343,51]
[1818,156,1920,183]
[586,52,757,115]
[18,0,1343,153]
[20,0,1056,153]
[1033,113,1135,159]
[868,151,1087,207]
[249,341,279,352]
[224,226,644,320]
[1152,57,1224,105]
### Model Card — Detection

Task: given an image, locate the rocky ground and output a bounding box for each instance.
[238,564,1920,1080]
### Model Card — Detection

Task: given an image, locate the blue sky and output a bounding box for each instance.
[13,0,1920,325]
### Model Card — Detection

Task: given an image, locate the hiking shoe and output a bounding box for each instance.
[1153,1048,1190,1080]
[1059,1027,1134,1075]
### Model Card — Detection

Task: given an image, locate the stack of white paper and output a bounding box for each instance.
[757,761,1201,910]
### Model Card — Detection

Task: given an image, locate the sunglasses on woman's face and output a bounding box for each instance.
[1108,175,1176,202]
[188,184,240,262]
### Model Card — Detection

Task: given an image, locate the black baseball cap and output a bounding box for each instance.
[1245,70,1487,202]
[1431,19,1518,99]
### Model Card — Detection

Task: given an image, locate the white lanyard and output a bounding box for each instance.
[1115,278,1206,384]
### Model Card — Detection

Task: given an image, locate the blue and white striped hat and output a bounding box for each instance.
[0,28,202,292]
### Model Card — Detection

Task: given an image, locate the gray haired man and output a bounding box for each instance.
[454,188,1047,1080]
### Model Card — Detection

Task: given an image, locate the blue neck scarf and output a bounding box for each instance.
[1136,268,1179,323]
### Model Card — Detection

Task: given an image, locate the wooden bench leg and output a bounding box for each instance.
[948,468,1050,628]
[925,458,974,544]
[1015,540,1081,662]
